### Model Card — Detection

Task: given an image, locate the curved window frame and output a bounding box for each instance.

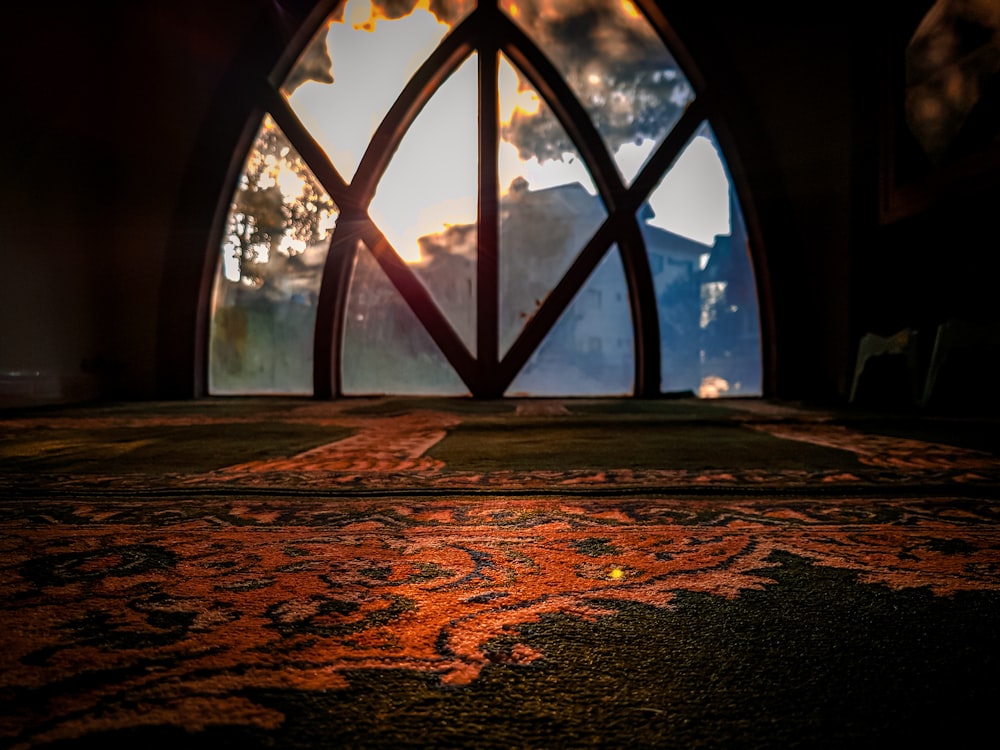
[174,0,770,400]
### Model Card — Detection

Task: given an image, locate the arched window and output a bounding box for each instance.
[205,0,763,398]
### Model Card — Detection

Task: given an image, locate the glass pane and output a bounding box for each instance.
[342,242,468,396]
[498,54,605,357]
[209,115,338,395]
[281,0,476,181]
[506,246,633,396]
[369,54,478,352]
[500,0,694,184]
[642,122,762,397]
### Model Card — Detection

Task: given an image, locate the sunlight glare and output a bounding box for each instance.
[370,56,479,263]
[348,0,374,28]
[620,0,641,21]
[293,2,728,260]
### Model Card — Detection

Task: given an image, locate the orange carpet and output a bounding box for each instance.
[2,397,999,748]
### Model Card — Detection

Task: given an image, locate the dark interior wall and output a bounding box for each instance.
[849,1,1000,411]
[860,183,1000,346]
[104,1,275,398]
[2,5,109,402]
[2,1,995,406]
[2,0,270,403]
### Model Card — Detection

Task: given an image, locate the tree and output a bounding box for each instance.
[502,0,693,165]
[224,117,335,289]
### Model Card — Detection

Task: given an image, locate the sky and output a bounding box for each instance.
[282,0,731,262]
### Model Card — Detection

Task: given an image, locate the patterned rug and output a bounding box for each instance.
[2,397,999,748]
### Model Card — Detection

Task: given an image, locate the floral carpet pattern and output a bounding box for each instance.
[2,398,999,748]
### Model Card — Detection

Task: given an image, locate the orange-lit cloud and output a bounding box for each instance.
[498,56,540,126]
[620,0,640,20]
[348,0,475,31]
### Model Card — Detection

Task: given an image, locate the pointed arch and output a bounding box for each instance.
[167,0,767,399]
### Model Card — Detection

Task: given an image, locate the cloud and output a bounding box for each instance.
[502,0,693,165]
[282,30,334,94]
[368,0,475,25]
[283,0,476,93]
[283,0,693,170]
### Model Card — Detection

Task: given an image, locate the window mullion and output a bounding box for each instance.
[477,9,501,396]
[615,217,660,398]
[314,231,358,399]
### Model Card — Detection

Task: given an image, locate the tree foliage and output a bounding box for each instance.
[503,0,693,165]
[225,118,335,287]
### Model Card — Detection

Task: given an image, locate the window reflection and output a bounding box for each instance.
[209,116,338,395]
